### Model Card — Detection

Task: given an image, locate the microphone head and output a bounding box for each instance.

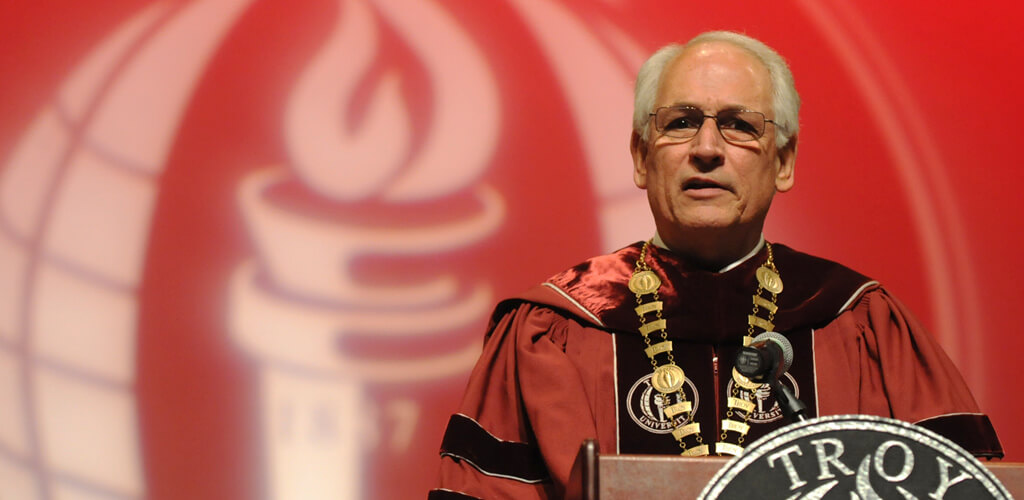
[752,332,793,372]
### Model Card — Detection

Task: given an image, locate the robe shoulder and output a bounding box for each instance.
[815,285,1004,457]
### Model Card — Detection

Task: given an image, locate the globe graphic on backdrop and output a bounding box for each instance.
[0,2,260,497]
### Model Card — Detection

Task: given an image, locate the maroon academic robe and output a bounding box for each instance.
[431,242,1002,499]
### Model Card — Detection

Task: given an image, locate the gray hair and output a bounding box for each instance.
[632,31,800,148]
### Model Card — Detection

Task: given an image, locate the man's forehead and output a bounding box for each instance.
[655,41,772,111]
[671,40,765,70]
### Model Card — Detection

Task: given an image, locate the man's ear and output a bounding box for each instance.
[631,131,649,189]
[775,134,797,193]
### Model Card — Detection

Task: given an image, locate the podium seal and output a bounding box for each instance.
[699,414,1010,499]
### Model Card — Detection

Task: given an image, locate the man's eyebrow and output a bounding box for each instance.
[663,102,752,112]
[664,101,699,109]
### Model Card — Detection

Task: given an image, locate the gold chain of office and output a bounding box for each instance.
[629,240,783,457]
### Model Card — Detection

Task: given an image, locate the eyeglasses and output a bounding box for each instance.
[649,106,776,143]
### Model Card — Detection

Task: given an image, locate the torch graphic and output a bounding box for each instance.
[228,0,502,498]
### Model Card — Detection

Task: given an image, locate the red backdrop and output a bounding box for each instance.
[1,1,1021,499]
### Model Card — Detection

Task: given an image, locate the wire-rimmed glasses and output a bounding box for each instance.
[649,106,776,143]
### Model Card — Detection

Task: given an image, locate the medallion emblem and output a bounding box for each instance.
[629,270,662,295]
[626,372,699,433]
[651,364,685,393]
[756,266,783,294]
[731,367,764,391]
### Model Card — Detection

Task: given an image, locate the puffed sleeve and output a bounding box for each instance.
[430,303,601,499]
[814,287,1003,458]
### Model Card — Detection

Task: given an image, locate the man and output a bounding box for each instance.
[430,31,1002,499]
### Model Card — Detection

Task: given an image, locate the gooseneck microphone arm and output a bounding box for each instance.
[770,378,807,422]
[734,332,808,423]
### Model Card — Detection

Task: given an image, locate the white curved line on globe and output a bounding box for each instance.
[86,0,255,173]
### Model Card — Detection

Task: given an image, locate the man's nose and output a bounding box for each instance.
[689,116,726,169]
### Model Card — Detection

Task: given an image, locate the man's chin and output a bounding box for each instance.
[674,211,741,231]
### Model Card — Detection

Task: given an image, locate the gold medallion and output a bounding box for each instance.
[756,266,783,294]
[731,367,763,390]
[651,364,685,393]
[629,270,662,295]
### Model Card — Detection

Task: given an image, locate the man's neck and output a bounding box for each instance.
[653,230,764,272]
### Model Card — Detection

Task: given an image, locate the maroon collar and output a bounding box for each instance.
[504,242,875,343]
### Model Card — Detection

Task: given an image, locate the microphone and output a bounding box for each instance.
[734,332,793,383]
[733,331,808,422]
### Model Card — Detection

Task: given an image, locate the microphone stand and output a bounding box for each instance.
[770,378,807,422]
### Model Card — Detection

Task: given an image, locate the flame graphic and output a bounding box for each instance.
[284,0,499,202]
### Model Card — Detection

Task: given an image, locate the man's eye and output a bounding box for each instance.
[665,117,700,129]
[720,117,758,133]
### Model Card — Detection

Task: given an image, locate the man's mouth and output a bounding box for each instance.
[683,178,726,191]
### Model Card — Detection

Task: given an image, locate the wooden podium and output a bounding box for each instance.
[567,439,1024,499]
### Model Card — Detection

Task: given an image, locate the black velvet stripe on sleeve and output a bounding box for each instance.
[427,488,482,499]
[915,413,1005,459]
[439,413,550,483]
